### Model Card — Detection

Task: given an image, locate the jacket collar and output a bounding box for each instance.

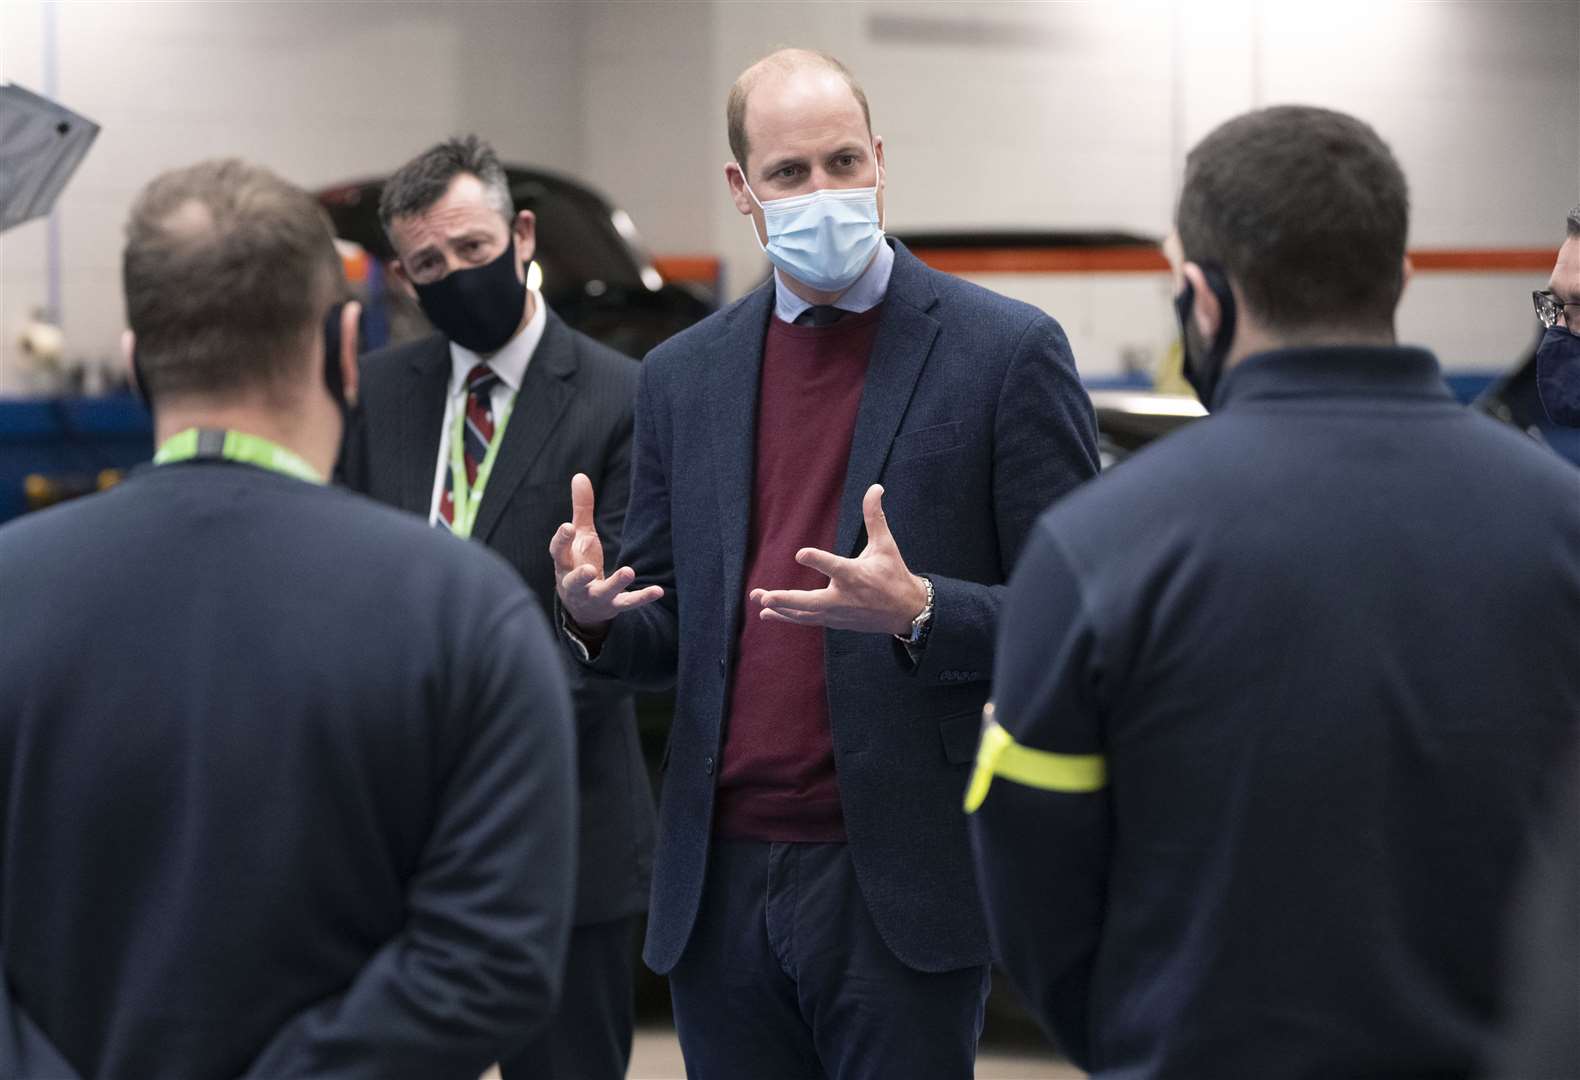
[1217,345,1454,409]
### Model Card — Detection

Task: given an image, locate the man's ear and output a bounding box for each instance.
[1400,254,1414,297]
[338,301,361,408]
[513,209,537,273]
[387,258,416,300]
[1181,261,1221,341]
[725,161,756,218]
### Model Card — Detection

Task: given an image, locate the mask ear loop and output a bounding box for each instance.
[738,167,772,255]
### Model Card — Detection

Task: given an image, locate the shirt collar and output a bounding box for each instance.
[1215,345,1455,409]
[447,287,546,394]
[773,239,895,324]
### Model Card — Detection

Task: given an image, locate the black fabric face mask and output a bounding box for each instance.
[411,238,527,355]
[1535,324,1580,427]
[1172,262,1238,410]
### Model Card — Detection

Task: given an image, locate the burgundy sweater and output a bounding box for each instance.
[712,306,884,841]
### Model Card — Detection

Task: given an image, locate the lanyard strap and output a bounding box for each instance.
[447,390,516,539]
[153,427,324,484]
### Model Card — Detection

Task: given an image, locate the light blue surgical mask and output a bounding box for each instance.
[743,158,884,293]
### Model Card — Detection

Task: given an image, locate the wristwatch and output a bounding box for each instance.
[899,575,935,647]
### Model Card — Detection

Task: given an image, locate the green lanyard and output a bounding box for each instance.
[153,427,324,484]
[447,390,516,539]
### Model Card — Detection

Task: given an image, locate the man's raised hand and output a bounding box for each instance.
[550,472,663,632]
[750,484,928,636]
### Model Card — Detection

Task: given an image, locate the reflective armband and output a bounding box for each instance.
[964,705,1107,812]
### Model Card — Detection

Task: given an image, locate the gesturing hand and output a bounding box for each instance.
[550,472,663,633]
[751,484,929,637]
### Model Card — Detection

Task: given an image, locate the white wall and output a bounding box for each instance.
[0,0,585,393]
[3,0,1577,393]
[701,0,1580,376]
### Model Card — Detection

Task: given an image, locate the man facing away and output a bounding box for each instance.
[969,106,1580,1079]
[340,135,654,1080]
[552,48,1099,1079]
[0,159,577,1080]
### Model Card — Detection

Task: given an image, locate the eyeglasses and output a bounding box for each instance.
[1532,290,1580,330]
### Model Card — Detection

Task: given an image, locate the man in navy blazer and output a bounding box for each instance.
[552,48,1098,1078]
[968,106,1580,1079]
[0,159,577,1079]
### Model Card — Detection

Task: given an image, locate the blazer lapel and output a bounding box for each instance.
[834,242,941,556]
[400,337,451,516]
[473,312,576,544]
[707,281,775,639]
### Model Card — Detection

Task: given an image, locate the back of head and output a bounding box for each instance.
[1176,105,1410,339]
[377,134,514,239]
[123,159,342,408]
[1569,205,1580,238]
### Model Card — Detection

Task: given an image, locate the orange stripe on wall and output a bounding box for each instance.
[1407,249,1558,272]
[909,247,1170,273]
[651,247,1558,284]
[652,255,721,286]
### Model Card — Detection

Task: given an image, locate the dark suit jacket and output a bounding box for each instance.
[971,345,1580,1078]
[342,311,654,926]
[576,240,1100,974]
[0,460,577,1079]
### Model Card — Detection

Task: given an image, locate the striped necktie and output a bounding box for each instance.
[439,363,501,530]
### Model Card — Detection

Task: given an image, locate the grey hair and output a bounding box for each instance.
[1568,204,1580,237]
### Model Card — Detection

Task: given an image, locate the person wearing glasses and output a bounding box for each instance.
[1532,205,1580,427]
[968,108,1580,1079]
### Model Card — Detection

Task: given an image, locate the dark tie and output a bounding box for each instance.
[795,305,847,327]
[439,363,500,530]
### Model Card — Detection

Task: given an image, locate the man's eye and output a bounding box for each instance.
[835,155,856,168]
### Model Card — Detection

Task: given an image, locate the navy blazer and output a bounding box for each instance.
[577,240,1099,974]
[0,461,577,1079]
[342,310,654,926]
[971,346,1580,1078]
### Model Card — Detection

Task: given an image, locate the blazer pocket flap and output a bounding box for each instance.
[939,710,983,765]
[890,421,963,465]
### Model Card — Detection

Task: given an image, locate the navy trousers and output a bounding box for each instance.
[669,841,990,1080]
[500,915,638,1080]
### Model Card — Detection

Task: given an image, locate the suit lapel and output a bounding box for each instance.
[834,242,941,556]
[400,337,451,516]
[707,281,775,640]
[473,312,576,544]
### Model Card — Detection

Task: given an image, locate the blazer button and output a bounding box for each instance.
[718,656,726,677]
[704,755,715,775]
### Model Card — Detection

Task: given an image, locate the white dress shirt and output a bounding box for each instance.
[427,288,547,525]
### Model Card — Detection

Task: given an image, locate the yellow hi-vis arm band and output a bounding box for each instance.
[964,714,1107,813]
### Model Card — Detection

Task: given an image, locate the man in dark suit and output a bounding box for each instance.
[968,106,1580,1079]
[552,48,1099,1078]
[0,158,577,1079]
[339,135,653,1080]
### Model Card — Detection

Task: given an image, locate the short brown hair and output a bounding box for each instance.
[123,159,343,404]
[727,49,872,170]
[1176,105,1409,337]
